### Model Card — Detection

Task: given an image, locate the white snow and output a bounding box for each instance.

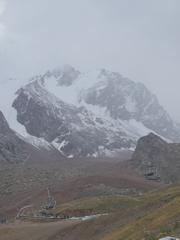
[25,136,53,150]
[69,213,108,222]
[125,96,136,113]
[79,100,153,140]
[52,139,69,157]
[0,78,28,136]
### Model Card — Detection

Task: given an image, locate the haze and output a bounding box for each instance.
[0,0,180,120]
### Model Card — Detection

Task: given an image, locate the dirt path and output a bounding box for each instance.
[0,220,80,240]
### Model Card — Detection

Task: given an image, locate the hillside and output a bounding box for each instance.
[0,185,179,240]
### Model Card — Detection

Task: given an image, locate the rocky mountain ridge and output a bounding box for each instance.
[1,65,180,158]
[13,79,136,157]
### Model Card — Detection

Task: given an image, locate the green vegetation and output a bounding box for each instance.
[54,195,141,215]
[102,185,180,240]
[0,185,179,240]
[54,185,180,240]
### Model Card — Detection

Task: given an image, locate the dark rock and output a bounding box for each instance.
[132,133,180,183]
[0,110,29,163]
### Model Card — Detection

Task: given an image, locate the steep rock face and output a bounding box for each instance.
[0,111,28,163]
[13,80,136,157]
[132,133,180,183]
[13,80,80,141]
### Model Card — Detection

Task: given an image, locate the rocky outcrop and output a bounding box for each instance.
[132,133,180,183]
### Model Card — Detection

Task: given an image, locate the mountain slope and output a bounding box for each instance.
[79,69,179,141]
[12,79,136,157]
[0,110,29,163]
[102,185,180,240]
[0,185,179,240]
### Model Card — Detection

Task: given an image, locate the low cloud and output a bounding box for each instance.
[0,0,180,121]
[0,0,6,39]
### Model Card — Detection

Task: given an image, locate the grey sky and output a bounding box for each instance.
[0,0,180,120]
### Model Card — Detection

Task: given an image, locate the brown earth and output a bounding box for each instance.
[0,148,169,240]
[0,149,163,220]
[0,220,80,240]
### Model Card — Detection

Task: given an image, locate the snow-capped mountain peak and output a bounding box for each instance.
[1,66,180,158]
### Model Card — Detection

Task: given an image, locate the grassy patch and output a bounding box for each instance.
[54,195,141,215]
[102,186,180,240]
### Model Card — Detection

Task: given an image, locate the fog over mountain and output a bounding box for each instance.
[0,0,180,121]
[1,2,180,239]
